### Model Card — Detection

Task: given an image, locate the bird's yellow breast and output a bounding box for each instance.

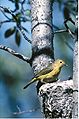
[46,68,60,78]
[37,67,60,83]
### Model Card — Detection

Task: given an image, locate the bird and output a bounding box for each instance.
[23,59,66,89]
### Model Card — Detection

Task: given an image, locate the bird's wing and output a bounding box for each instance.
[34,63,53,78]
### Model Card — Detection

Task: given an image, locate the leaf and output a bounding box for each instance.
[5,27,16,38]
[25,9,31,16]
[16,13,21,18]
[15,30,21,46]
[63,6,70,19]
[4,8,10,13]
[15,13,21,23]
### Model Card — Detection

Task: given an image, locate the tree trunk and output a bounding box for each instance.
[30,0,54,75]
[72,12,78,118]
[72,41,78,118]
[30,0,77,118]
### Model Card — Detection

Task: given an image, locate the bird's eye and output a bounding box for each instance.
[60,61,62,63]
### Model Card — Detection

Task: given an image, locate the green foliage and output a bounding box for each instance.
[15,29,21,46]
[63,0,77,19]
[51,0,77,19]
[0,0,31,46]
[5,27,16,38]
[14,13,21,23]
[63,6,70,19]
[25,9,31,17]
[5,26,21,46]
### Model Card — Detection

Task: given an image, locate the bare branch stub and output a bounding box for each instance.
[0,44,31,64]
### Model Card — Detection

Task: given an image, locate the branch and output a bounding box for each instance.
[0,44,31,63]
[13,105,39,115]
[54,29,74,51]
[17,24,32,44]
[0,6,11,20]
[0,5,32,44]
[0,20,14,28]
[54,29,67,34]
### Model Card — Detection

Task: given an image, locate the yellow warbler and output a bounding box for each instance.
[23,59,66,89]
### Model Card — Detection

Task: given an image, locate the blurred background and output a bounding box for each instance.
[0,0,77,118]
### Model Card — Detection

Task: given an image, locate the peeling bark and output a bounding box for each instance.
[39,80,73,118]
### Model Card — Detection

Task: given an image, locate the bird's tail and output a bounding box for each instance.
[23,78,37,89]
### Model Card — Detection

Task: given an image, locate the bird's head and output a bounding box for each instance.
[53,59,66,69]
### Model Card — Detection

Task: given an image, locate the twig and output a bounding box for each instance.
[0,7,11,20]
[54,29,67,34]
[0,5,32,44]
[0,44,31,63]
[17,24,32,44]
[0,19,14,28]
[0,20,13,24]
[13,105,40,115]
[54,29,73,51]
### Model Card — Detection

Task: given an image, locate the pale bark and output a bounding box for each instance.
[72,41,78,118]
[72,12,78,117]
[30,0,78,118]
[30,0,54,74]
[39,80,73,118]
